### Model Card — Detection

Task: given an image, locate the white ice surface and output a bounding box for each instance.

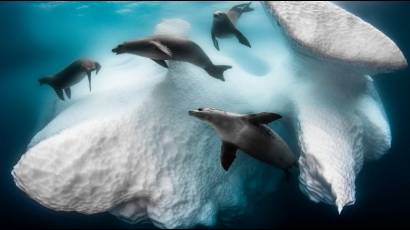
[263,1,407,74]
[13,18,284,228]
[12,1,407,228]
[263,1,404,213]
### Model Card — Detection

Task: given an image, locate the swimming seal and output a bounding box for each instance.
[112,35,232,81]
[189,107,297,175]
[39,59,101,101]
[211,2,253,50]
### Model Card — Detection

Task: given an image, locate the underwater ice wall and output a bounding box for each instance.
[11,1,407,228]
[12,17,284,229]
[264,1,407,212]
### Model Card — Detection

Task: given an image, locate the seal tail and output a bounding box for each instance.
[205,65,232,81]
[242,2,254,13]
[39,76,65,101]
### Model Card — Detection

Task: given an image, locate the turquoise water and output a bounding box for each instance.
[0,1,409,228]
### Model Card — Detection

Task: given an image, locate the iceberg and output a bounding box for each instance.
[263,1,406,213]
[12,18,283,229]
[12,1,407,228]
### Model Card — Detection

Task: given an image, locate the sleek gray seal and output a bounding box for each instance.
[189,107,297,174]
[112,35,232,81]
[211,2,253,51]
[39,59,101,101]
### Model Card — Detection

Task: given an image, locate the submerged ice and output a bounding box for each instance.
[12,1,407,228]
[263,1,406,213]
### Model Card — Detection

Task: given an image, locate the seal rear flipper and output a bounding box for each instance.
[52,87,65,101]
[221,142,238,171]
[234,29,251,48]
[211,31,220,51]
[242,2,254,12]
[151,59,168,68]
[205,65,232,81]
[87,71,92,92]
[244,112,282,124]
[64,88,71,99]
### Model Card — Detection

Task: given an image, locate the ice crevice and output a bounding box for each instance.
[12,1,407,228]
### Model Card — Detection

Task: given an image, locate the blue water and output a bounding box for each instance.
[0,1,409,228]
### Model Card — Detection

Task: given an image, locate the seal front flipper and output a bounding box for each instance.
[149,41,173,58]
[151,59,168,68]
[221,142,238,171]
[64,88,71,99]
[244,112,282,124]
[234,29,251,48]
[87,71,92,92]
[211,31,220,51]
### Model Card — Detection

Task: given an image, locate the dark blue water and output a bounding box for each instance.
[0,2,409,228]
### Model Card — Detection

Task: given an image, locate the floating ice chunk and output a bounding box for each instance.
[294,87,363,214]
[263,1,405,212]
[263,1,407,73]
[12,61,281,228]
[12,18,283,228]
[293,74,391,213]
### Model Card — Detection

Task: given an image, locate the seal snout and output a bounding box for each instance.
[188,110,197,116]
[213,11,224,18]
[189,108,204,117]
[112,45,123,55]
[112,47,119,55]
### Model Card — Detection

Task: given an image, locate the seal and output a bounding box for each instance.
[211,2,253,50]
[112,35,232,81]
[39,59,101,101]
[189,107,297,175]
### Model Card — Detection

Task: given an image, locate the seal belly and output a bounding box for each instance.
[235,128,272,160]
[212,20,235,38]
[213,26,232,38]
[55,71,86,88]
[164,39,213,69]
[236,127,296,169]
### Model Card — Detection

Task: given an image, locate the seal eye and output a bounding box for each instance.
[198,108,204,111]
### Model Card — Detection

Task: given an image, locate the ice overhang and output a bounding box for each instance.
[262,1,407,74]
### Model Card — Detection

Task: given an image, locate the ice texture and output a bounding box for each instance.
[12,1,407,228]
[263,1,406,213]
[263,1,407,73]
[12,18,283,228]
